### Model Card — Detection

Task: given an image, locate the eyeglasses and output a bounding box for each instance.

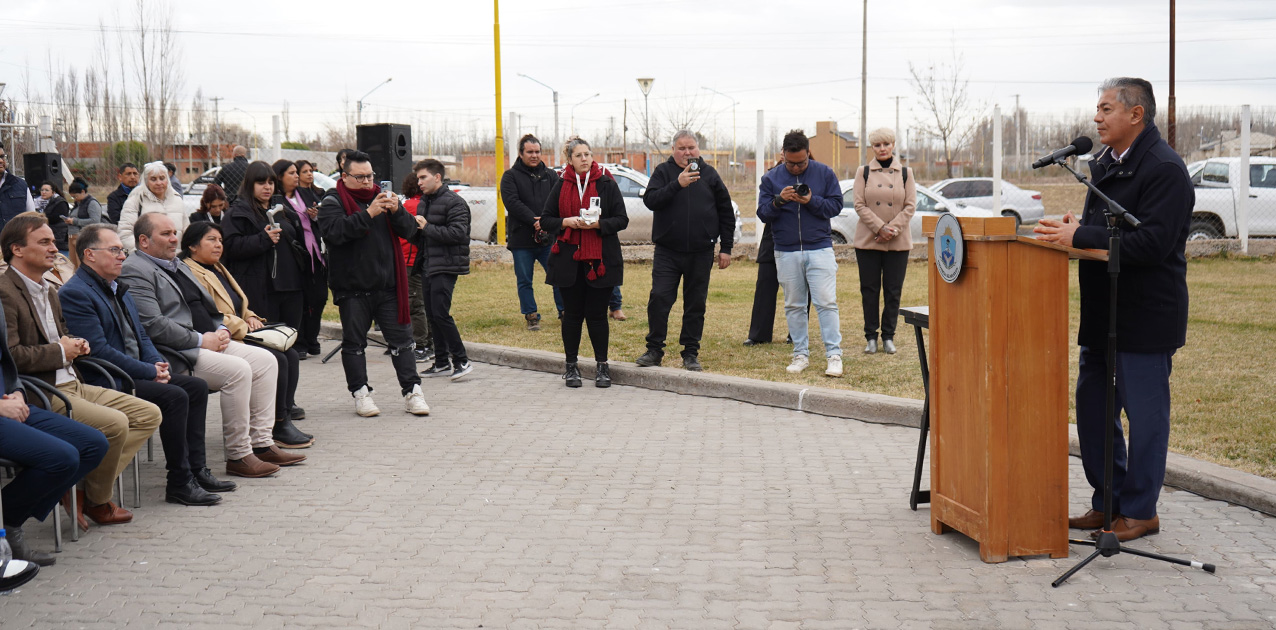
[784,158,809,168]
[88,246,127,257]
[344,172,377,182]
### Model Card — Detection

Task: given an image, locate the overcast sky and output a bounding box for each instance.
[3,0,1273,152]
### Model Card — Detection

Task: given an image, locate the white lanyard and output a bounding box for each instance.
[574,169,591,204]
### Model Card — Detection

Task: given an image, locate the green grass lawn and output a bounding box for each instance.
[326,255,1276,479]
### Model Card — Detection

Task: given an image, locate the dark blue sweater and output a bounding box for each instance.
[756,160,843,252]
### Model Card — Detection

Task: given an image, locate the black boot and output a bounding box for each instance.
[273,417,314,449]
[289,405,306,421]
[564,362,582,388]
[595,362,612,388]
[634,349,663,367]
[7,526,55,566]
[194,467,237,493]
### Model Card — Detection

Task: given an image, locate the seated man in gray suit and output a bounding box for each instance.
[119,213,303,478]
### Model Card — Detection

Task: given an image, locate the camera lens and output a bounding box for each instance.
[689,160,699,172]
[795,183,810,197]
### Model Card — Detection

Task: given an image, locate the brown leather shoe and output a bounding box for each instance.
[609,309,627,321]
[226,453,280,478]
[254,445,306,467]
[83,500,133,526]
[1099,515,1160,542]
[1068,509,1109,530]
[62,489,90,532]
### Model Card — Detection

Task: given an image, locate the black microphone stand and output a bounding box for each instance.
[1048,157,1216,587]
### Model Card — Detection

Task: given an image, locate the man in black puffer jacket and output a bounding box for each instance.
[501,134,563,330]
[635,131,735,371]
[318,151,430,418]
[412,159,474,381]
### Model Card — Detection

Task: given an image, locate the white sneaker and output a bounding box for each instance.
[825,355,843,377]
[404,384,431,416]
[786,355,810,374]
[353,386,380,417]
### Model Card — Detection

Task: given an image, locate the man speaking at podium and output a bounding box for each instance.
[1035,77,1192,542]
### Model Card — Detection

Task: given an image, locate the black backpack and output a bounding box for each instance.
[863,164,908,187]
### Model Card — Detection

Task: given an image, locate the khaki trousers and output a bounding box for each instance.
[192,341,277,460]
[54,380,162,506]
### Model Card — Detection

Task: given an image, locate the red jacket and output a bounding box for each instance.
[400,195,421,266]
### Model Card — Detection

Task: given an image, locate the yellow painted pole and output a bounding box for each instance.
[493,0,507,245]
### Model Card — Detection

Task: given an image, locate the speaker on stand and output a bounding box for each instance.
[356,124,412,193]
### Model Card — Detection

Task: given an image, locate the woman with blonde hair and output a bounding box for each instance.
[540,138,628,388]
[119,160,187,250]
[852,127,916,355]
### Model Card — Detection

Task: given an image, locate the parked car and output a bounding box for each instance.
[1186,156,1276,240]
[456,163,743,245]
[930,177,1045,228]
[829,180,999,244]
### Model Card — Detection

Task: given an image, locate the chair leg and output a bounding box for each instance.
[132,453,142,509]
[69,488,79,542]
[52,502,63,552]
[115,475,124,508]
[147,436,154,463]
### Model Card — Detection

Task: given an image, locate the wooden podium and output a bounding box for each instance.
[922,215,1106,563]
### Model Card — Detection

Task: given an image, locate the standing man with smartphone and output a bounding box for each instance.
[318,151,430,417]
[635,131,736,371]
[412,159,474,381]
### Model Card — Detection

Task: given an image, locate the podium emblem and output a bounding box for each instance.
[935,213,964,284]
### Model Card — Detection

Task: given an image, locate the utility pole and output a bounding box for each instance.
[493,0,507,245]
[518,74,559,165]
[1012,94,1021,173]
[890,95,905,159]
[859,0,868,168]
[1168,0,1177,150]
[210,96,223,166]
[622,98,628,165]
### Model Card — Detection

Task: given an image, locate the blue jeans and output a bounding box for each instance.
[511,246,563,315]
[1076,347,1174,520]
[1,407,109,527]
[775,248,841,358]
[610,286,623,312]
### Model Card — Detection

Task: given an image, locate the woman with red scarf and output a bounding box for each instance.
[541,138,629,388]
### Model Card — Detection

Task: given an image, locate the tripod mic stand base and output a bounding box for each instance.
[1053,531,1217,587]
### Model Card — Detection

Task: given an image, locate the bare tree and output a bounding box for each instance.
[909,54,981,178]
[282,100,290,142]
[84,68,102,143]
[189,88,208,144]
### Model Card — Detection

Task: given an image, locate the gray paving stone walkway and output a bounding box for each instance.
[3,351,1275,629]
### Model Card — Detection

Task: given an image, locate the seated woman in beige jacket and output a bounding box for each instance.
[852,128,916,355]
[178,221,313,449]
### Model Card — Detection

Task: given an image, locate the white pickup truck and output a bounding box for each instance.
[1186,157,1276,240]
[456,163,743,245]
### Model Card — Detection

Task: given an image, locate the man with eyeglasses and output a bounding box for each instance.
[0,148,37,229]
[318,150,430,417]
[60,224,233,506]
[756,129,845,377]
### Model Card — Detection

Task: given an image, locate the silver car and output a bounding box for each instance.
[829,180,998,244]
[929,177,1045,228]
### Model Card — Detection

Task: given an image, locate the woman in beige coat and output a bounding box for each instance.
[852,128,916,355]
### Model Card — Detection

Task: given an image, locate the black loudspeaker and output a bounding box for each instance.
[22,153,62,191]
[356,124,412,193]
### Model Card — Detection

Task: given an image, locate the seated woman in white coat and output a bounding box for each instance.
[119,161,188,250]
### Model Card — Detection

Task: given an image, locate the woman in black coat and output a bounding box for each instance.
[220,160,306,328]
[39,181,72,254]
[540,138,628,388]
[285,160,328,356]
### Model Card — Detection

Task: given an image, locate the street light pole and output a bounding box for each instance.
[518,74,559,165]
[859,0,868,167]
[571,93,600,135]
[210,96,223,166]
[637,78,654,174]
[703,86,738,169]
[357,77,393,126]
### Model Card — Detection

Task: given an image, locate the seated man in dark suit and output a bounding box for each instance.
[0,302,108,567]
[60,224,235,506]
[0,213,162,529]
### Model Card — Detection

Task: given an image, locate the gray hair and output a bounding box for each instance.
[671,130,697,147]
[563,137,591,161]
[141,160,169,182]
[1098,77,1156,122]
[76,223,118,259]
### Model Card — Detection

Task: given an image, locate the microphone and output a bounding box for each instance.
[1031,136,1094,169]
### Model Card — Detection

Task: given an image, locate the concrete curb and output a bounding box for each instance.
[319,321,1276,517]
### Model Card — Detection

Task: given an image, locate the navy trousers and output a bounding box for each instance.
[1,407,109,528]
[1076,347,1174,520]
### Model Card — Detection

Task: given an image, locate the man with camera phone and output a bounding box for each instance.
[635,131,736,372]
[500,134,563,331]
[756,130,845,377]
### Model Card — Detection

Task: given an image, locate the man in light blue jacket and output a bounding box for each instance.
[756,130,844,377]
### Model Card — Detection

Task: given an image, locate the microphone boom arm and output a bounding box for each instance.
[1051,158,1141,229]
